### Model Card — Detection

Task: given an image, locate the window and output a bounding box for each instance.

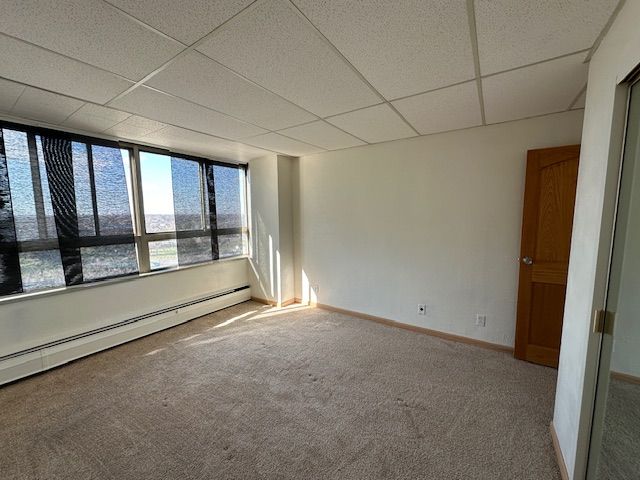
[214,164,249,258]
[0,122,248,298]
[137,150,248,270]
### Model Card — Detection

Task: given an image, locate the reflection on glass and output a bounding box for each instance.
[172,157,203,231]
[18,251,65,291]
[176,236,211,266]
[214,165,246,229]
[4,129,38,241]
[149,239,178,270]
[72,142,96,236]
[81,245,138,281]
[140,152,176,233]
[93,145,135,235]
[218,233,246,258]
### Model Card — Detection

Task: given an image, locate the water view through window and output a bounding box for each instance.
[1,124,249,297]
[4,128,136,291]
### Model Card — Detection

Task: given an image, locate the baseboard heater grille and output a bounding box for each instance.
[0,285,250,363]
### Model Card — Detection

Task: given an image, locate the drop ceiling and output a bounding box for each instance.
[0,0,620,162]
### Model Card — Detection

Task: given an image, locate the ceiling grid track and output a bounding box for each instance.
[60,102,89,125]
[466,0,486,126]
[0,31,135,85]
[104,0,263,106]
[8,84,27,112]
[480,48,591,80]
[198,55,371,145]
[101,0,371,148]
[1,0,618,159]
[584,0,626,63]
[268,131,327,152]
[285,0,420,137]
[567,83,588,110]
[101,0,191,46]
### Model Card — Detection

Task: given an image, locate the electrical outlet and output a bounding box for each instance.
[475,314,486,327]
[418,304,427,316]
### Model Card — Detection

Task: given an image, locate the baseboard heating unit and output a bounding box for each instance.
[0,286,251,385]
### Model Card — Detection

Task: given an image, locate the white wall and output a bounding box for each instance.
[295,110,584,347]
[553,0,640,477]
[0,259,248,356]
[248,154,280,302]
[277,155,295,303]
[248,154,295,304]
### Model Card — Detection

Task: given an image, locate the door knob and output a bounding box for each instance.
[522,256,533,265]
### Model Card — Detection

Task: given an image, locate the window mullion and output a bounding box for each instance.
[26,133,48,239]
[85,143,101,237]
[200,162,208,231]
[129,145,150,273]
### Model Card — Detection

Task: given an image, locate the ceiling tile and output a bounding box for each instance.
[106,0,253,45]
[62,104,131,132]
[483,53,588,124]
[326,104,416,144]
[279,121,365,150]
[476,0,618,75]
[292,0,475,100]
[0,35,133,104]
[11,87,84,124]
[245,133,324,156]
[392,81,482,135]
[103,115,167,140]
[109,86,267,139]
[144,126,270,161]
[0,0,184,80]
[0,78,25,113]
[147,51,316,130]
[196,0,380,117]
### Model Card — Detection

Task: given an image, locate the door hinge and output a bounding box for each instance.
[593,309,615,335]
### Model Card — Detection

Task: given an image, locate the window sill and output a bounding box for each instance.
[0,255,249,306]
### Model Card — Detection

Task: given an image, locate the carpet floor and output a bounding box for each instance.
[0,301,560,479]
[597,378,640,479]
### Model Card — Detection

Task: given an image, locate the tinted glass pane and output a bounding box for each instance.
[172,157,203,231]
[140,152,175,233]
[2,127,138,295]
[149,239,178,270]
[4,129,37,241]
[72,142,96,236]
[19,250,65,291]
[80,244,138,281]
[213,165,245,228]
[93,145,134,235]
[35,137,57,239]
[177,235,211,266]
[218,233,245,258]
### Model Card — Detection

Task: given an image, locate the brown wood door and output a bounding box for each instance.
[515,145,580,368]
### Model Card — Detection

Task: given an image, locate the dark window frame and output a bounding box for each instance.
[0,120,250,298]
[134,146,249,272]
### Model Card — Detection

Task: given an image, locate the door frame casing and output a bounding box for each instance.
[568,80,629,479]
[585,71,640,478]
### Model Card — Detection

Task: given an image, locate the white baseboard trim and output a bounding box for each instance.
[0,287,251,386]
[550,421,570,480]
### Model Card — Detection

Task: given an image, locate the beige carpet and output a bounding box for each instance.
[0,301,560,479]
[597,378,640,479]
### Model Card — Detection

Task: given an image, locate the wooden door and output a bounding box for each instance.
[514,145,580,368]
